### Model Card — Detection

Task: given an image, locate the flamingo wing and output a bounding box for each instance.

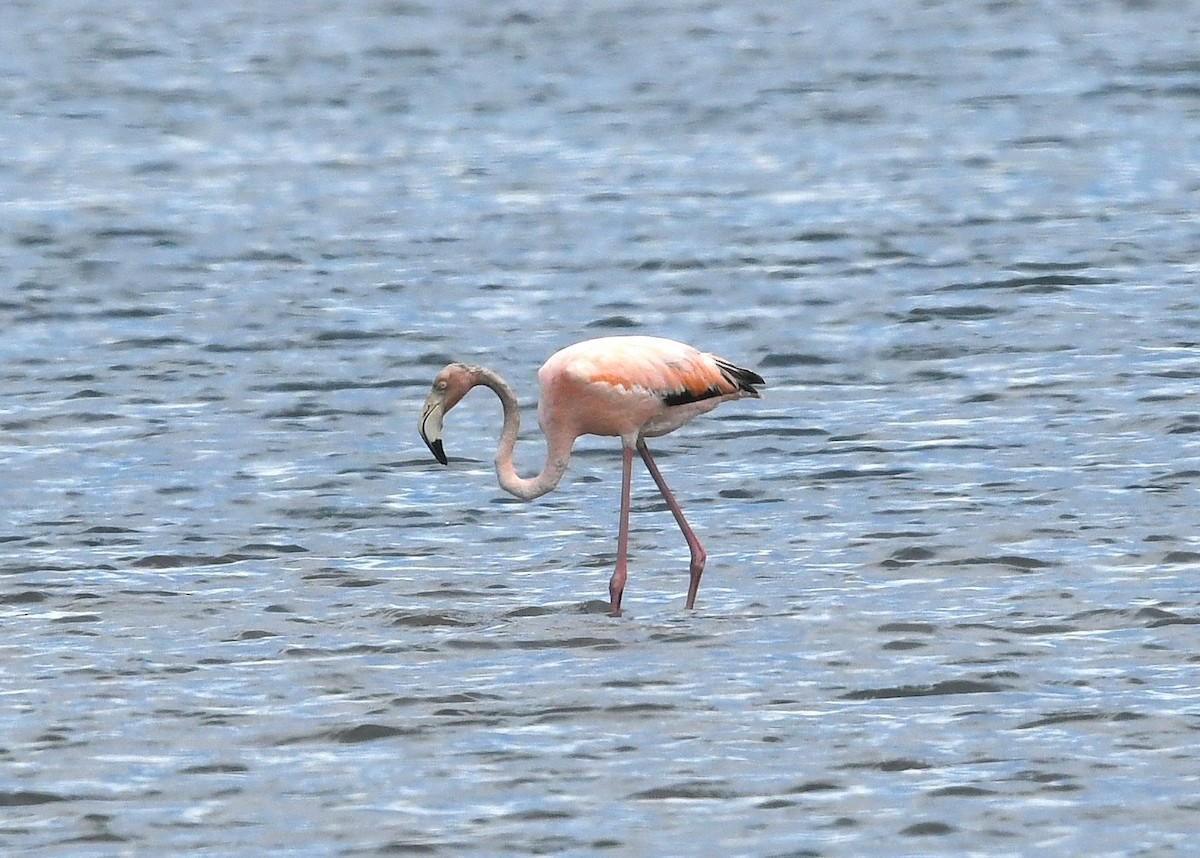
[539,336,762,441]
[556,336,761,403]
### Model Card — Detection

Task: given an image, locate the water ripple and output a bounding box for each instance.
[3,0,1200,855]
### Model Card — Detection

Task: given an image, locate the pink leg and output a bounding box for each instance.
[637,440,706,609]
[609,445,634,616]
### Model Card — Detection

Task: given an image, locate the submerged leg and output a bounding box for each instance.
[637,439,706,609]
[609,445,634,616]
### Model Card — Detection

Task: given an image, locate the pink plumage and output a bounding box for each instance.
[419,335,764,613]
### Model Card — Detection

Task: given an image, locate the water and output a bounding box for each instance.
[3,0,1200,854]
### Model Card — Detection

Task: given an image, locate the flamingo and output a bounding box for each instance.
[418,335,764,614]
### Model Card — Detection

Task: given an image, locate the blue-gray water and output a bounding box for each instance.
[3,1,1200,855]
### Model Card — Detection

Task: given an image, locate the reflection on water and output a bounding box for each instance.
[2,0,1199,854]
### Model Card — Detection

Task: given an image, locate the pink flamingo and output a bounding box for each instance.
[418,335,764,614]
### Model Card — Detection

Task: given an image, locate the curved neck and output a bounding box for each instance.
[472,366,572,501]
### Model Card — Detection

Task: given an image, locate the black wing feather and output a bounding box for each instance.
[715,357,765,397]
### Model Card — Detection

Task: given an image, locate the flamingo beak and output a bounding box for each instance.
[419,391,448,465]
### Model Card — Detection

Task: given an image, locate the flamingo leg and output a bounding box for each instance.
[609,445,634,616]
[636,439,707,609]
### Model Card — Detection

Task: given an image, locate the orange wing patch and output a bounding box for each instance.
[660,355,763,406]
[661,377,725,406]
[654,355,726,406]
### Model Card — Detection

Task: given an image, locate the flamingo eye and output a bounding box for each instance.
[434,380,448,391]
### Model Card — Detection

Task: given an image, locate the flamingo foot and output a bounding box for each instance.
[684,548,706,610]
[608,567,625,617]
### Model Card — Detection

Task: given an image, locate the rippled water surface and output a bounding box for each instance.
[4,0,1200,855]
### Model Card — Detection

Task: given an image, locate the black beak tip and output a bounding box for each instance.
[429,438,448,465]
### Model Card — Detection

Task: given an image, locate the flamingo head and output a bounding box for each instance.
[418,363,476,465]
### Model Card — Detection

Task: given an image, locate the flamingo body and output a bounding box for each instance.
[537,336,759,444]
[419,335,763,613]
